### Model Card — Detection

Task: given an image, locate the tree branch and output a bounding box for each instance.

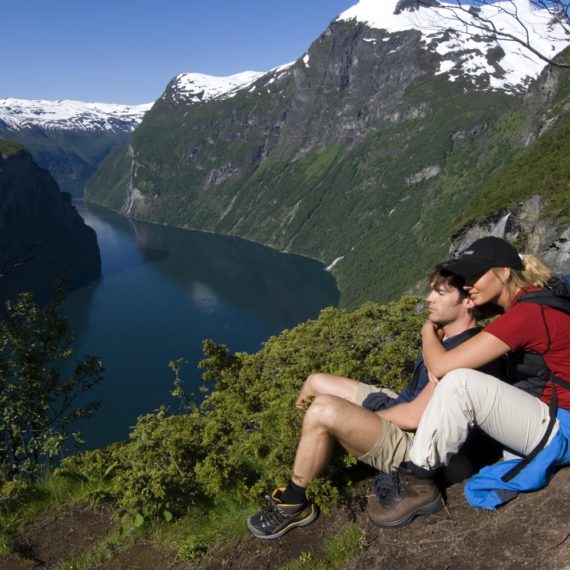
[416,0,570,68]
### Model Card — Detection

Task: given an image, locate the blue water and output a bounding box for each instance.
[64,201,339,450]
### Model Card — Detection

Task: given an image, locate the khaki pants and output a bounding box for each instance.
[409,369,560,470]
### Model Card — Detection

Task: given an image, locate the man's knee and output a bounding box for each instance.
[301,373,333,398]
[303,394,344,430]
[304,372,324,392]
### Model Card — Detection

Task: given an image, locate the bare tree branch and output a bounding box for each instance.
[416,0,570,68]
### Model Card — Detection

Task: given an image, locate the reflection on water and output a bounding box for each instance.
[64,201,339,450]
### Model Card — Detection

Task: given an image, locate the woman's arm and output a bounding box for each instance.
[376,382,435,431]
[421,321,510,378]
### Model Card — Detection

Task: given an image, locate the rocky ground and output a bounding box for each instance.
[1,468,568,570]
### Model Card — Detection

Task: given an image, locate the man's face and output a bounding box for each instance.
[426,284,470,327]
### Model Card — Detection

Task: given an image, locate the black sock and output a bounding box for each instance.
[280,479,307,504]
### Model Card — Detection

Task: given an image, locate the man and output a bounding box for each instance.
[247,265,503,539]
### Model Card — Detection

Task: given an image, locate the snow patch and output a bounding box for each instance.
[171,70,264,104]
[338,0,570,93]
[171,61,296,104]
[0,98,152,132]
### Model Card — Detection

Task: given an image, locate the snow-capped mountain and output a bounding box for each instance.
[168,71,266,104]
[159,0,570,109]
[0,98,152,132]
[86,0,570,309]
[338,0,569,93]
[0,98,153,195]
[158,0,569,112]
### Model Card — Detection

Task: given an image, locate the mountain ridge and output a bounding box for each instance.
[84,0,570,306]
[0,98,152,132]
[0,98,152,195]
[3,0,568,306]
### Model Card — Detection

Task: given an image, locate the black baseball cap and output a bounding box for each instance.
[443,237,523,277]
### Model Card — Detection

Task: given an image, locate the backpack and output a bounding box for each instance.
[501,276,570,482]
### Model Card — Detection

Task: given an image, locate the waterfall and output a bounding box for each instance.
[326,256,344,271]
[491,213,510,238]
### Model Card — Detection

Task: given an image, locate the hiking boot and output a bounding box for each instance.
[246,488,319,540]
[367,464,443,528]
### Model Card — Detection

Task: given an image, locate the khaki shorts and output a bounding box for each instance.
[355,383,399,405]
[354,382,414,473]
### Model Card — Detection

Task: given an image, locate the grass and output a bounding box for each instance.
[59,525,146,570]
[281,523,367,570]
[0,474,110,557]
[58,494,259,567]
[16,489,368,569]
[0,477,257,567]
[0,485,369,569]
[155,494,258,564]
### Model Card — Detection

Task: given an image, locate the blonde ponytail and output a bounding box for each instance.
[509,254,552,288]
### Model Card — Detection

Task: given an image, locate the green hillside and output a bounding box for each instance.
[86,25,570,308]
[88,76,524,307]
[457,112,570,229]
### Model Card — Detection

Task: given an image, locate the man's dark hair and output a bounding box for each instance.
[428,263,468,300]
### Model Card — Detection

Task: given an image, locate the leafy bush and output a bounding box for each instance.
[0,291,103,484]
[60,296,425,520]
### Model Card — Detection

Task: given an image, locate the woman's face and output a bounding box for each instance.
[463,267,510,307]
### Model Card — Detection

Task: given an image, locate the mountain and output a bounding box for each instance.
[0,141,101,304]
[167,70,267,104]
[0,98,152,195]
[85,0,570,307]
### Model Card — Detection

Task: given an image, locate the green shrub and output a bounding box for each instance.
[0,291,103,483]
[58,296,425,520]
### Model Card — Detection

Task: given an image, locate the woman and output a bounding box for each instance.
[367,236,570,528]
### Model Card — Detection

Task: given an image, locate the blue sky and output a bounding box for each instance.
[3,0,356,105]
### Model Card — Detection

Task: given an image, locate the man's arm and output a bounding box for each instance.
[376,382,435,431]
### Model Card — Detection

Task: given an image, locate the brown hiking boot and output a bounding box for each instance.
[367,465,444,528]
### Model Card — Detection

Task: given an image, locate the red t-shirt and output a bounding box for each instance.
[484,288,570,410]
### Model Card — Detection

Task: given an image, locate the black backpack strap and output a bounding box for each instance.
[501,378,558,482]
[501,305,569,482]
[516,286,570,314]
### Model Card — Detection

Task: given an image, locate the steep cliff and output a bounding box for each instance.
[0,141,101,304]
[86,0,569,306]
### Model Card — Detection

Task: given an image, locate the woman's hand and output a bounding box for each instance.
[421,320,444,341]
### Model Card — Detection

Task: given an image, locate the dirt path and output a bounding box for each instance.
[347,467,570,570]
[1,468,568,569]
[0,504,115,570]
